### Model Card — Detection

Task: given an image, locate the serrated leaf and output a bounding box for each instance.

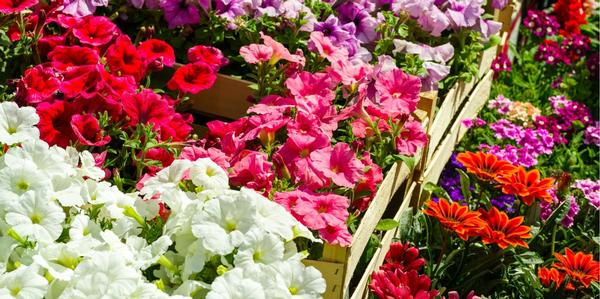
[375,219,400,231]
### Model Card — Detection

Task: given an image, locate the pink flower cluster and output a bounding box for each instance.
[573,179,600,210]
[181,33,428,245]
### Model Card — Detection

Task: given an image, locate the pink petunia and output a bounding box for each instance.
[374,68,421,116]
[276,133,330,188]
[350,117,391,138]
[260,32,305,65]
[70,113,111,147]
[294,192,350,230]
[311,143,364,188]
[327,57,373,88]
[240,44,273,64]
[247,95,295,115]
[395,119,428,156]
[352,152,384,211]
[229,151,274,196]
[318,218,352,246]
[244,113,289,143]
[179,146,230,170]
[288,112,335,138]
[122,89,172,127]
[274,190,312,221]
[309,31,349,62]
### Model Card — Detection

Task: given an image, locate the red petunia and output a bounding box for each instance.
[37,35,67,60]
[70,114,111,147]
[167,62,216,94]
[122,89,173,127]
[138,39,176,69]
[48,46,99,71]
[156,113,193,142]
[72,16,118,46]
[0,0,37,14]
[106,35,145,82]
[139,147,174,175]
[36,101,81,147]
[187,45,228,68]
[16,66,62,105]
[59,65,102,98]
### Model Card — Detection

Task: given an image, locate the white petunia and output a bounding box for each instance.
[191,194,258,255]
[1,139,74,178]
[0,102,39,145]
[268,260,326,299]
[126,235,172,270]
[234,229,284,272]
[5,191,65,244]
[0,237,17,275]
[75,151,105,181]
[61,252,139,298]
[141,159,193,196]
[50,176,84,207]
[32,243,80,281]
[181,240,210,279]
[0,164,51,204]
[68,214,101,241]
[206,268,265,299]
[188,159,229,191]
[0,265,48,299]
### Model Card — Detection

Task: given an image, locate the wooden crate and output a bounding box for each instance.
[189,74,254,120]
[414,71,494,206]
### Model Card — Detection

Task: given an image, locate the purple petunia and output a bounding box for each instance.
[392,0,449,37]
[62,0,109,17]
[314,15,362,58]
[160,0,201,29]
[336,2,379,44]
[445,0,484,29]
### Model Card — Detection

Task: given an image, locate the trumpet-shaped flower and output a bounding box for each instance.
[5,191,65,244]
[310,143,364,188]
[0,265,48,299]
[0,102,39,146]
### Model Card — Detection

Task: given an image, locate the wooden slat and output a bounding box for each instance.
[188,74,254,120]
[303,260,346,298]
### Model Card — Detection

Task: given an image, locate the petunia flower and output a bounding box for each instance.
[70,114,111,147]
[47,46,99,72]
[72,16,118,46]
[61,0,109,17]
[310,143,364,188]
[138,39,176,68]
[395,119,428,156]
[374,68,421,116]
[159,0,201,29]
[0,0,37,13]
[308,31,349,62]
[106,35,146,82]
[167,62,217,94]
[187,45,228,68]
[0,102,39,146]
[240,44,274,64]
[294,192,349,230]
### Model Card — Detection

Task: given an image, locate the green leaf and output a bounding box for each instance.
[397,155,416,171]
[554,197,571,226]
[423,182,451,200]
[375,219,400,231]
[456,169,472,202]
[397,208,413,240]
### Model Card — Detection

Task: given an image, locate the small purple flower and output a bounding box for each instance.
[491,52,512,72]
[491,195,516,213]
[461,118,474,128]
[573,179,600,210]
[551,77,563,89]
[584,122,600,146]
[491,0,508,9]
[549,95,593,127]
[160,0,201,29]
[560,195,580,228]
[523,10,560,37]
[488,95,512,114]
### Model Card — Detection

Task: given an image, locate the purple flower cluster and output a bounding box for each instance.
[539,190,580,228]
[491,52,511,73]
[584,122,600,146]
[489,120,555,155]
[436,153,469,202]
[562,34,591,60]
[480,144,538,167]
[533,115,567,144]
[391,0,500,39]
[491,194,516,213]
[488,95,511,114]
[587,52,599,79]
[573,179,600,210]
[549,95,593,127]
[461,117,486,129]
[523,10,560,38]
[535,40,570,65]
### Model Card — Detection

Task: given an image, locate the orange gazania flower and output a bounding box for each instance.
[538,267,575,291]
[495,167,555,205]
[477,207,532,249]
[422,198,485,240]
[456,151,517,181]
[553,248,600,288]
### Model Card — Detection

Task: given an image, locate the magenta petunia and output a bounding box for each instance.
[374,68,421,116]
[70,113,111,146]
[240,44,273,64]
[395,119,428,156]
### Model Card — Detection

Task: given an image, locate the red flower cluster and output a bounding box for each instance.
[538,248,600,291]
[423,199,532,249]
[369,242,438,299]
[12,13,223,176]
[552,0,588,36]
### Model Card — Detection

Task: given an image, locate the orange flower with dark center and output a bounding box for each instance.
[477,207,532,249]
[422,198,484,240]
[538,267,575,291]
[456,151,517,181]
[553,248,600,288]
[495,167,555,205]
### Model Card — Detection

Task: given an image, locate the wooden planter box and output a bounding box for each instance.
[414,71,494,206]
[427,40,498,162]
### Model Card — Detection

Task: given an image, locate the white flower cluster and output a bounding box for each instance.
[0,102,326,299]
